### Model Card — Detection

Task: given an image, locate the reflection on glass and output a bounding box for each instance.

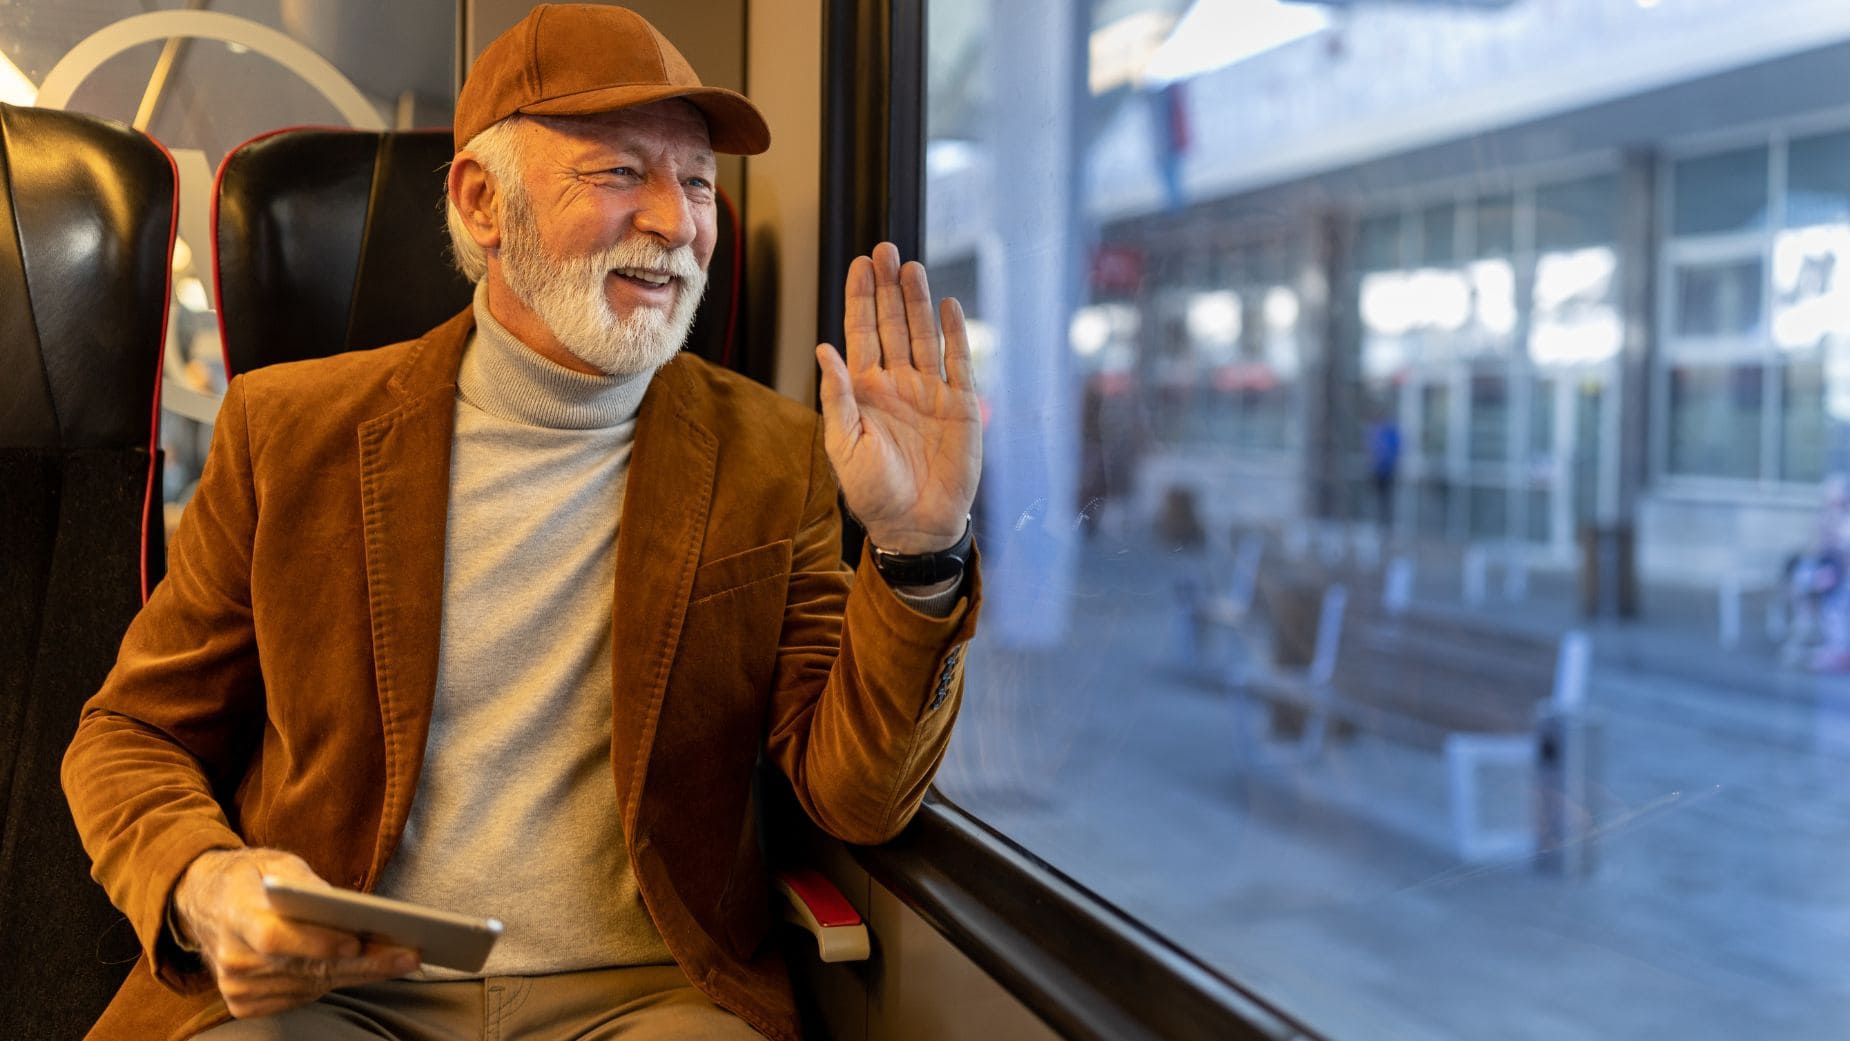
[1668,364,1764,478]
[1468,258,1517,341]
[1531,247,1620,365]
[1771,225,1850,350]
[1186,290,1241,359]
[1070,302,1140,370]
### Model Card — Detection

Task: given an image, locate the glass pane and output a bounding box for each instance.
[1674,258,1765,339]
[1534,174,1618,252]
[1420,202,1458,266]
[1467,484,1509,538]
[925,2,1850,1038]
[1783,353,1828,482]
[1472,193,1516,258]
[1358,212,1404,272]
[1526,487,1552,542]
[1667,364,1765,478]
[1468,372,1508,463]
[1531,377,1557,456]
[1672,146,1770,236]
[1416,477,1451,537]
[1420,382,1450,458]
[1573,378,1605,522]
[1786,130,1850,229]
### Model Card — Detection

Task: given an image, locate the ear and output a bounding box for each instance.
[448,153,503,251]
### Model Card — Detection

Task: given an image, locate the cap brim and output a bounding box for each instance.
[518,84,771,155]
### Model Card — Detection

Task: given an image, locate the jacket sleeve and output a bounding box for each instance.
[762,416,982,845]
[61,376,265,993]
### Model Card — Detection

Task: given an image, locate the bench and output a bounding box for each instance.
[1176,528,1413,674]
[1174,530,1267,669]
[1236,584,1594,863]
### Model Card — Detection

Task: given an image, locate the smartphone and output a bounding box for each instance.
[261,876,503,973]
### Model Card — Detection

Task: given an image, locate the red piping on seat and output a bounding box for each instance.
[141,130,182,606]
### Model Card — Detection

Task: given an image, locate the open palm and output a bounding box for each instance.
[815,242,982,557]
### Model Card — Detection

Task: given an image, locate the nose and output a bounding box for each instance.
[632,177,697,251]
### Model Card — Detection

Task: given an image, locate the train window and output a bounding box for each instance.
[925,0,1850,1038]
[0,1,458,537]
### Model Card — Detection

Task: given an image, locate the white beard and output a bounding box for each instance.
[498,188,707,377]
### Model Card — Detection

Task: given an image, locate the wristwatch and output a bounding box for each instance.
[869,517,974,586]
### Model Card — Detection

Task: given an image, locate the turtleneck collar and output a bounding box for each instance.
[458,281,653,430]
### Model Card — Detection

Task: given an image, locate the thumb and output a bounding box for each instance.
[815,344,861,451]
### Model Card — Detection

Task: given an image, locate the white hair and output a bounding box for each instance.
[445,117,527,281]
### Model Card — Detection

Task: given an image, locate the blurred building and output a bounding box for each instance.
[927,0,1850,600]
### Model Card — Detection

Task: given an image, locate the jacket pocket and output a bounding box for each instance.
[689,540,792,605]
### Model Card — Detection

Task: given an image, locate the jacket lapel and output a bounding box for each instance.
[611,357,718,833]
[357,312,470,884]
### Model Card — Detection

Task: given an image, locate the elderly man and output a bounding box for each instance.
[62,5,980,1040]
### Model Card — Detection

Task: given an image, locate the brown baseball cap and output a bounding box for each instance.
[454,3,770,155]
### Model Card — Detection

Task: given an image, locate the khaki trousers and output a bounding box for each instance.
[191,963,764,1040]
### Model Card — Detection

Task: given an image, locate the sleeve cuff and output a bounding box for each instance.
[890,575,963,618]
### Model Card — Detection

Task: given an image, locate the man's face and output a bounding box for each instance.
[496,101,718,377]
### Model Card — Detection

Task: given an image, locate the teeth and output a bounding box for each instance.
[614,268,671,286]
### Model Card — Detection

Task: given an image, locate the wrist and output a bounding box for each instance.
[868,517,973,587]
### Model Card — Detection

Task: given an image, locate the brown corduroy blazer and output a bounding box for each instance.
[61,308,978,1041]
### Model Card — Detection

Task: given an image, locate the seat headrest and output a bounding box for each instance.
[0,103,173,450]
[214,128,473,378]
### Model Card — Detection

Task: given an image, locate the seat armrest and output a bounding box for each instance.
[774,867,870,963]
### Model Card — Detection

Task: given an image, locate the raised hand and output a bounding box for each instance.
[815,242,982,557]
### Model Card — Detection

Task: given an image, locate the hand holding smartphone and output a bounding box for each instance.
[262,877,503,973]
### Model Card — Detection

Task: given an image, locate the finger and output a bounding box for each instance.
[941,297,976,391]
[219,967,330,1015]
[842,257,879,373]
[325,945,422,988]
[871,242,911,369]
[815,344,862,449]
[224,987,313,1020]
[244,913,363,962]
[902,261,941,376]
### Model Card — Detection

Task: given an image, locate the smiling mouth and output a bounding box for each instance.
[611,267,674,289]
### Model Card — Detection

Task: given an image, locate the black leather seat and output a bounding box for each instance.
[0,102,176,1041]
[213,127,743,375]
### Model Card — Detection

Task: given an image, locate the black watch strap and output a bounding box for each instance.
[869,517,974,586]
